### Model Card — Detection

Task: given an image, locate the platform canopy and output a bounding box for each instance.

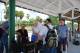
[1,0,80,16]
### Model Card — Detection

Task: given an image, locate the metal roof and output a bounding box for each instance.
[1,0,80,16]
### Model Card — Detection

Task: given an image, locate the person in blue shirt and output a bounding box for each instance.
[56,18,68,53]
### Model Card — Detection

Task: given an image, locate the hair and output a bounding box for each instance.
[46,18,52,23]
[59,18,65,21]
[20,23,26,27]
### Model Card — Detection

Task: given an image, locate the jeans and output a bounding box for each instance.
[1,33,8,53]
[0,40,3,53]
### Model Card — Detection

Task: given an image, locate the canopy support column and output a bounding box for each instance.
[72,9,74,36]
[9,0,15,52]
[58,13,62,19]
[78,20,80,31]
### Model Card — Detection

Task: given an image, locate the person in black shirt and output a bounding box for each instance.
[0,28,4,38]
[16,24,29,53]
[0,28,4,53]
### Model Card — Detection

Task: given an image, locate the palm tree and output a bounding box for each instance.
[15,11,24,19]
[49,16,59,26]
[19,11,24,19]
[26,14,30,19]
[15,11,24,28]
[4,1,9,20]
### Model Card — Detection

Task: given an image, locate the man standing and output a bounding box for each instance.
[16,24,29,53]
[1,19,9,53]
[0,27,5,53]
[57,18,68,53]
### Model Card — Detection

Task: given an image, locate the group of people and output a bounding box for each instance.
[15,18,69,53]
[31,18,69,53]
[0,17,69,53]
[31,18,54,53]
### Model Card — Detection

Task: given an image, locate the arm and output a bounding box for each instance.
[65,26,69,42]
[55,25,59,35]
[16,30,21,37]
[66,26,69,38]
[25,30,28,39]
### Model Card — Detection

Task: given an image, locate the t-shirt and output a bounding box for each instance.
[39,26,48,37]
[56,25,68,38]
[32,26,39,35]
[0,28,4,39]
[17,29,29,43]
[32,26,39,42]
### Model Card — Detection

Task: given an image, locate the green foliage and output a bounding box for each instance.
[49,16,59,26]
[15,11,24,19]
[36,16,42,21]
[27,18,36,26]
[26,14,30,19]
[4,2,9,19]
[15,11,19,17]
[19,11,24,19]
[67,22,78,30]
[15,18,36,26]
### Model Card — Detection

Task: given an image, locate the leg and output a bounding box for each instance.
[5,42,8,53]
[57,41,62,53]
[35,40,43,53]
[0,40,4,53]
[63,38,67,51]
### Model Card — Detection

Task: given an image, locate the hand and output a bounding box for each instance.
[35,40,39,43]
[17,32,21,36]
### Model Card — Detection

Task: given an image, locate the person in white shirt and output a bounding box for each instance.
[38,24,48,45]
[32,21,39,42]
[33,18,48,53]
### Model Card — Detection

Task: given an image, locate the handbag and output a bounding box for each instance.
[31,34,37,42]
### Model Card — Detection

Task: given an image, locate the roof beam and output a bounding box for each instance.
[62,7,74,14]
[16,1,57,16]
[58,0,62,13]
[62,0,73,8]
[43,0,57,9]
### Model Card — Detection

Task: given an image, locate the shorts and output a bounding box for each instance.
[59,37,67,45]
[58,37,68,51]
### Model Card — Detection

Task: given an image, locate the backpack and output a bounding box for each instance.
[73,39,80,45]
[46,25,58,48]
